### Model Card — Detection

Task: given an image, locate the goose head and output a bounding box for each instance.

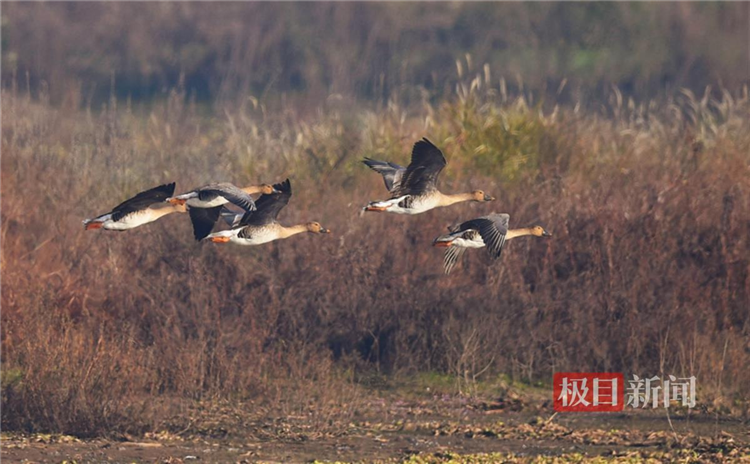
[531,225,552,237]
[260,183,281,194]
[472,190,495,202]
[306,222,331,234]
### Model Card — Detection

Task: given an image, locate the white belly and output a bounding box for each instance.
[370,195,439,215]
[453,235,485,248]
[230,234,276,246]
[384,204,415,215]
[406,196,440,214]
[102,210,158,230]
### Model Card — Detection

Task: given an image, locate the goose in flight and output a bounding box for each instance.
[167,182,279,241]
[363,138,495,215]
[204,179,330,245]
[433,213,551,274]
[83,182,185,231]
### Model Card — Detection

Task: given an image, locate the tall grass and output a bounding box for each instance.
[2,74,749,435]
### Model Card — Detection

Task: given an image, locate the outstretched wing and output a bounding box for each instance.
[111,182,176,222]
[188,206,223,241]
[362,158,406,193]
[461,213,510,259]
[239,179,292,226]
[393,138,447,197]
[200,183,257,212]
[443,246,466,275]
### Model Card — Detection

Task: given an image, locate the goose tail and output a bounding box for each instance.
[363,200,391,212]
[433,234,454,248]
[83,214,110,230]
[83,219,104,230]
[204,229,234,243]
[166,192,196,206]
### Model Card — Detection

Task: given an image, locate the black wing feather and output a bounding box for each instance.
[392,138,447,197]
[239,179,292,226]
[110,182,176,222]
[188,206,223,241]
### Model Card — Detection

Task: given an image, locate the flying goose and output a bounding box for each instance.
[363,138,495,215]
[167,182,279,241]
[204,179,330,245]
[83,182,184,231]
[433,213,551,274]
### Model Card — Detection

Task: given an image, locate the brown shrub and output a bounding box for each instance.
[2,81,749,435]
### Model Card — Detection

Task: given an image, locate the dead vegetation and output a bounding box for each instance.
[3,395,749,463]
[1,68,749,438]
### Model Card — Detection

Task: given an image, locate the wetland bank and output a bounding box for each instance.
[3,387,749,462]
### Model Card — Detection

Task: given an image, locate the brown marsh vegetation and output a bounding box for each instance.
[2,73,749,436]
[1,3,749,442]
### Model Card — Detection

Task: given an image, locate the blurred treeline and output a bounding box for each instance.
[3,2,748,107]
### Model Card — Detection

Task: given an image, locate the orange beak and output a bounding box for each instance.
[209,236,231,243]
[169,198,187,206]
[433,241,453,248]
[85,222,103,230]
[365,205,388,212]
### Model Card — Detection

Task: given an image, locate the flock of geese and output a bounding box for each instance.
[84,138,550,273]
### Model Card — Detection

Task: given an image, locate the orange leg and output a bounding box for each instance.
[209,236,231,243]
[85,221,103,230]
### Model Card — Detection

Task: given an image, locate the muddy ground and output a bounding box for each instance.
[3,392,749,463]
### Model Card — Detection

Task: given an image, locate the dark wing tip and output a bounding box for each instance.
[189,206,222,241]
[273,178,291,195]
[416,137,442,154]
[411,137,446,165]
[159,182,177,196]
[414,137,438,151]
